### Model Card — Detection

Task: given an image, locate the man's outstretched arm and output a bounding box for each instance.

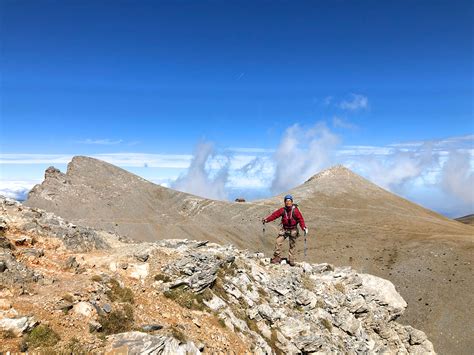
[263,208,284,223]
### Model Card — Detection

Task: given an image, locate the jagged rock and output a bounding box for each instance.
[106,331,201,354]
[0,249,39,285]
[73,302,96,317]
[1,196,109,252]
[0,216,8,234]
[257,304,281,323]
[0,236,13,249]
[102,303,112,313]
[12,236,32,246]
[55,300,73,313]
[164,252,229,292]
[128,263,149,280]
[0,316,37,337]
[333,308,361,336]
[409,328,427,345]
[64,256,79,269]
[158,241,435,354]
[203,295,226,311]
[293,334,325,353]
[44,166,66,182]
[134,252,149,262]
[279,317,310,339]
[295,288,317,308]
[359,273,407,316]
[219,308,248,332]
[21,248,44,258]
[88,320,102,332]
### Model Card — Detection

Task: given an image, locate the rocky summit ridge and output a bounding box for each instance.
[0,196,434,354]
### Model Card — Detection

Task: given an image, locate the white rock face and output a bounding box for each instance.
[359,273,408,314]
[157,241,436,354]
[203,295,226,311]
[0,316,36,337]
[73,302,96,317]
[128,263,149,280]
[107,331,201,354]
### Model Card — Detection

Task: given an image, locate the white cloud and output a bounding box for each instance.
[271,122,341,193]
[340,93,369,111]
[171,141,230,200]
[348,143,438,191]
[0,180,40,201]
[227,157,274,189]
[340,138,474,217]
[440,150,474,207]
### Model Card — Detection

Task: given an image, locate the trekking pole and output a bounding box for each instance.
[304,229,307,261]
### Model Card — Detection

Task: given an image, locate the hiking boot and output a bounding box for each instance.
[288,260,296,267]
[270,256,281,264]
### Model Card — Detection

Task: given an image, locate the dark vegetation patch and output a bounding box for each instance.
[334,282,345,293]
[63,336,88,354]
[25,325,61,349]
[321,318,333,332]
[163,286,213,311]
[106,278,134,303]
[268,329,284,355]
[1,329,16,339]
[91,275,102,282]
[170,325,188,344]
[61,293,74,303]
[97,304,134,335]
[154,273,172,282]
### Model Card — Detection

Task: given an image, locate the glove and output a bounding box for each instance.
[303,227,308,235]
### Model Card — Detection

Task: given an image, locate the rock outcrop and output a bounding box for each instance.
[0,196,434,353]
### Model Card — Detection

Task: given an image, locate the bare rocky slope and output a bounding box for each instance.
[0,197,435,353]
[25,156,474,354]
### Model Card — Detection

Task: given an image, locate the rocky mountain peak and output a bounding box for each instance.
[304,164,365,185]
[44,166,66,181]
[0,196,435,353]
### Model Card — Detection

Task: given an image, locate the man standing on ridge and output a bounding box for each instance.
[262,194,308,266]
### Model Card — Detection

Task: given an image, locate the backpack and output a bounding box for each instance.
[281,204,300,224]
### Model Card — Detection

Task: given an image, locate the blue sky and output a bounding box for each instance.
[1,0,473,217]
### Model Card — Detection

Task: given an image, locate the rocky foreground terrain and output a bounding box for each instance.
[0,196,435,354]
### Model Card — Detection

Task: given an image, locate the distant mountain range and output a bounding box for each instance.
[455,214,474,225]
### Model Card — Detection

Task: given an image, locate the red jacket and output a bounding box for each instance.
[265,206,306,230]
